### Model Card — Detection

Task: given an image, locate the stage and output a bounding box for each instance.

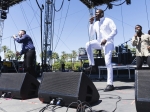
[0,74,136,112]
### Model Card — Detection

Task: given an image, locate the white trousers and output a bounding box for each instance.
[85,40,113,85]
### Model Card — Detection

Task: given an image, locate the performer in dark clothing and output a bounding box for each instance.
[61,62,65,72]
[148,30,150,35]
[132,25,150,69]
[12,30,36,77]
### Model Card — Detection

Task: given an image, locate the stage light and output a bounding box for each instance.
[80,0,93,8]
[108,3,113,9]
[126,0,131,5]
[2,1,9,10]
[1,11,7,19]
[80,0,118,9]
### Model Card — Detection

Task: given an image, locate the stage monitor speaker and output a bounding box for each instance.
[135,70,150,112]
[38,72,100,107]
[0,73,40,99]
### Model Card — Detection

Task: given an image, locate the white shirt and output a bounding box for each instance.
[89,17,117,50]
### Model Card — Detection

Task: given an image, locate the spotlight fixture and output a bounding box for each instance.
[3,0,24,7]
[1,11,7,19]
[107,3,113,9]
[126,0,131,5]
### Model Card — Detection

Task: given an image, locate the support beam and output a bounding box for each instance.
[43,0,53,69]
[80,0,119,8]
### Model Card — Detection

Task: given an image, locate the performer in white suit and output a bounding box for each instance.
[85,9,117,92]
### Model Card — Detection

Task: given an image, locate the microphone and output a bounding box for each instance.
[12,34,18,38]
[135,30,141,41]
[15,34,18,37]
[135,30,139,34]
[92,16,96,18]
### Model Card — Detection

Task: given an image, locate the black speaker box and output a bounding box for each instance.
[135,70,150,112]
[0,73,40,99]
[38,72,100,107]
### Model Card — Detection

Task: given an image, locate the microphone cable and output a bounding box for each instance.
[11,38,18,73]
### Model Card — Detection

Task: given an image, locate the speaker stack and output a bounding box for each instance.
[135,70,150,112]
[38,72,100,107]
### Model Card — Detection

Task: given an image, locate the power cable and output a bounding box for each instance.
[54,0,64,12]
[120,1,125,42]
[26,0,40,17]
[56,9,87,51]
[112,0,126,6]
[26,0,40,25]
[2,25,40,41]
[98,94,122,112]
[144,0,150,29]
[55,4,64,46]
[103,5,108,11]
[54,1,70,51]
[54,32,72,51]
[54,8,86,21]
[9,13,21,51]
[9,13,19,31]
[19,3,40,55]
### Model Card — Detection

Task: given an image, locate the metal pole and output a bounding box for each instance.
[35,0,44,74]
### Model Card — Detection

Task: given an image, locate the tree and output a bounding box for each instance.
[52,62,61,70]
[68,53,73,69]
[72,50,77,62]
[93,49,99,57]
[5,49,13,60]
[68,53,73,62]
[61,51,67,62]
[1,45,8,59]
[51,52,59,63]
[71,50,77,69]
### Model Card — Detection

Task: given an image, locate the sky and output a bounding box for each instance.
[0,0,150,63]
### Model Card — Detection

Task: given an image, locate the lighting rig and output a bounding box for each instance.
[0,0,24,19]
[80,0,131,9]
[0,0,24,55]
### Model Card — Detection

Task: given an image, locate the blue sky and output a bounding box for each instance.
[1,0,150,63]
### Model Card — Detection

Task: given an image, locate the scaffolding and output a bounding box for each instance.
[43,0,53,67]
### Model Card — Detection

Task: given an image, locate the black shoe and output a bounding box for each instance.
[104,85,114,92]
[84,66,96,72]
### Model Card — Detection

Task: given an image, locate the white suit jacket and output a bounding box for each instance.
[89,17,117,51]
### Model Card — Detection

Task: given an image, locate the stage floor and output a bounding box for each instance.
[0,74,136,112]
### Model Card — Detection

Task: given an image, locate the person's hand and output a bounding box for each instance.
[134,34,138,40]
[12,35,17,39]
[89,17,95,24]
[16,51,20,56]
[101,39,107,46]
[147,46,150,50]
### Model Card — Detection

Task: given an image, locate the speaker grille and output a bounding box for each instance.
[0,73,25,91]
[137,70,150,101]
[39,72,82,97]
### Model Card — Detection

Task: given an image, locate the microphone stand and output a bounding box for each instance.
[118,39,132,65]
[12,39,18,73]
[121,38,132,45]
[120,38,132,52]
